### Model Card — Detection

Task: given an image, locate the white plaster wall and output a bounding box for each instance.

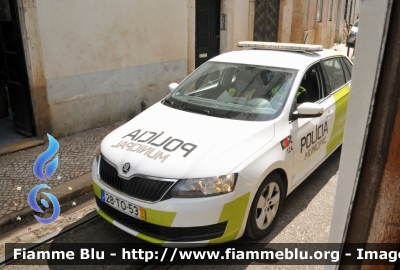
[47,60,187,137]
[34,0,189,137]
[220,0,249,54]
[220,0,234,53]
[36,0,188,79]
[280,0,293,43]
[232,0,249,50]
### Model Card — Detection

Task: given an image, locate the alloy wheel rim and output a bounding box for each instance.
[255,182,280,230]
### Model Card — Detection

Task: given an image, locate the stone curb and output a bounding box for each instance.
[0,172,93,229]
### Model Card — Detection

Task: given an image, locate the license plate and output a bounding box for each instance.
[101,190,146,220]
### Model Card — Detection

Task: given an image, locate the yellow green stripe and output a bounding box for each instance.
[97,208,114,223]
[323,51,342,57]
[209,192,250,244]
[146,208,177,227]
[93,181,101,199]
[326,84,350,154]
[136,233,165,245]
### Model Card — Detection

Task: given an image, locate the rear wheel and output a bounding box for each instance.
[245,172,284,239]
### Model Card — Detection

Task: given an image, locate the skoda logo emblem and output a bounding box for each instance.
[122,163,130,173]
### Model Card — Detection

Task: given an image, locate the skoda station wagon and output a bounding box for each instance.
[92,42,352,246]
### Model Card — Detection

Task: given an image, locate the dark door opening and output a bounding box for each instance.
[195,0,220,68]
[0,0,35,146]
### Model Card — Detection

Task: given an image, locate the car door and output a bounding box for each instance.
[290,62,334,188]
[321,57,351,156]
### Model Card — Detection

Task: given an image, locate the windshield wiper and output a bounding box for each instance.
[203,110,233,119]
[162,99,182,109]
[163,100,232,119]
[182,107,232,119]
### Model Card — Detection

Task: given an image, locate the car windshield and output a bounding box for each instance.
[164,62,297,121]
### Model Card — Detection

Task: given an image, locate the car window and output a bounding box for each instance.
[340,57,351,83]
[165,62,298,121]
[193,65,224,91]
[299,64,324,103]
[322,58,346,93]
[342,57,353,77]
[289,63,326,121]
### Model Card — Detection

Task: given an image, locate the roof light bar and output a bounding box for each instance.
[238,41,323,52]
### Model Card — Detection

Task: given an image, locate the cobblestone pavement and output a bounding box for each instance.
[0,119,128,218]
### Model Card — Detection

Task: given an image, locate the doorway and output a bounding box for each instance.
[195,0,220,68]
[253,0,280,42]
[0,0,35,147]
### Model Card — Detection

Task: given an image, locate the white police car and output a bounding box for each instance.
[92,42,352,246]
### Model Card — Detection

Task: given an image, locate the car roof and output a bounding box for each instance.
[210,49,343,70]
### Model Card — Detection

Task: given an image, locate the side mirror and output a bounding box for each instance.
[292,102,324,120]
[169,83,179,92]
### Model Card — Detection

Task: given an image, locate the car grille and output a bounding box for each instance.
[99,157,175,202]
[96,196,227,242]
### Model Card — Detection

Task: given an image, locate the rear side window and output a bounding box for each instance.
[340,58,351,82]
[322,58,346,93]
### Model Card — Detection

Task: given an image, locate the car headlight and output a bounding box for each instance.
[171,173,237,198]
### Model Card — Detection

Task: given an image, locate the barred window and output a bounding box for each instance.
[328,0,333,21]
[317,0,324,22]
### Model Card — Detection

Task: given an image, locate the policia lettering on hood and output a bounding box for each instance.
[301,121,328,159]
[111,130,198,163]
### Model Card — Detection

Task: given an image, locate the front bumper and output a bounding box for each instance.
[95,196,227,242]
[91,157,253,246]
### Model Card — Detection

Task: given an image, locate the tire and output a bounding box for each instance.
[244,172,284,239]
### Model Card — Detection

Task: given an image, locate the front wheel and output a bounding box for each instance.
[244,172,284,239]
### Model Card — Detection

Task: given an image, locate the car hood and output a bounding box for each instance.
[100,102,275,179]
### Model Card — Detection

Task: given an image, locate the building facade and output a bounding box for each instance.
[343,0,359,25]
[1,0,344,145]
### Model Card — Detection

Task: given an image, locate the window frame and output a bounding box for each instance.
[328,0,333,21]
[342,57,353,78]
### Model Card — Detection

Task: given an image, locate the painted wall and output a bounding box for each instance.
[35,0,189,137]
[231,0,250,50]
[314,0,338,48]
[345,0,359,24]
[290,0,309,43]
[278,0,339,48]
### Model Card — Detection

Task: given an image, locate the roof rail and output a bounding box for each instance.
[238,41,323,52]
